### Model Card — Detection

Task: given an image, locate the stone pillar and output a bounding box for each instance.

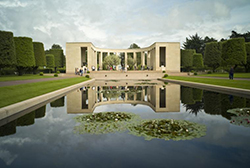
[141,51,145,67]
[142,88,145,101]
[125,52,128,69]
[99,52,102,70]
[87,46,91,71]
[94,50,97,71]
[155,46,159,71]
[134,52,137,67]
[108,52,110,56]
[147,51,151,69]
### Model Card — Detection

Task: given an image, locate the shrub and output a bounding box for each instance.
[39,72,43,76]
[162,70,165,73]
[194,72,197,75]
[54,73,58,77]
[163,74,168,78]
[56,71,60,74]
[57,67,66,73]
[0,30,16,68]
[87,71,90,73]
[207,71,212,74]
[85,75,90,78]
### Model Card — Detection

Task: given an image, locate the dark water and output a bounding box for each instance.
[0,82,250,168]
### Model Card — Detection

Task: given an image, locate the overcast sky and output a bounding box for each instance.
[0,0,250,51]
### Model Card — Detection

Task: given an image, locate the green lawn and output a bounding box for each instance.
[0,74,53,82]
[165,76,250,90]
[0,77,90,108]
[198,73,250,78]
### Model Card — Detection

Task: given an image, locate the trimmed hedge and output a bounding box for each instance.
[244,42,250,72]
[33,42,46,67]
[46,49,64,68]
[181,49,195,69]
[14,37,35,68]
[221,38,246,67]
[193,53,204,68]
[46,54,55,68]
[0,30,16,68]
[204,42,221,71]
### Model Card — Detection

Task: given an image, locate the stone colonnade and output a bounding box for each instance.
[66,42,180,73]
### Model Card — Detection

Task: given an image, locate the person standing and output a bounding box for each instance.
[229,66,234,80]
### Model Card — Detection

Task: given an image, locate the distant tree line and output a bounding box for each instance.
[0,30,66,75]
[181,31,250,72]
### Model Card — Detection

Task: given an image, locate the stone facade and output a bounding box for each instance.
[66,42,180,73]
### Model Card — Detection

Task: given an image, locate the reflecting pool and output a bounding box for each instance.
[0,80,250,168]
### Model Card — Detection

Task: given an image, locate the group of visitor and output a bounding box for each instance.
[75,66,88,76]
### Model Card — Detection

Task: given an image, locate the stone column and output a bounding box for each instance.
[125,52,128,69]
[141,51,145,67]
[99,52,102,70]
[94,50,97,71]
[134,52,137,67]
[87,46,91,71]
[155,46,159,71]
[108,52,110,56]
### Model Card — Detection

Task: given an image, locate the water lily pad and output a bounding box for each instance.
[227,108,250,127]
[129,119,206,141]
[74,112,140,134]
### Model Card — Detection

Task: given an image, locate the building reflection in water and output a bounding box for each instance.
[67,83,181,113]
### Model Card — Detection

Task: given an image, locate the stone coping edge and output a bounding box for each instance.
[159,78,250,98]
[0,79,95,121]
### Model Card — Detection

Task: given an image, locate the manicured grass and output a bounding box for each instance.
[0,77,90,108]
[198,73,250,78]
[0,74,53,82]
[165,76,250,90]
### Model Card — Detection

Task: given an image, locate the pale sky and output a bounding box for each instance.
[0,0,250,51]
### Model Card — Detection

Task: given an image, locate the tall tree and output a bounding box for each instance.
[0,30,16,69]
[244,42,250,72]
[230,30,250,42]
[51,44,62,49]
[204,42,222,72]
[221,38,246,69]
[183,33,217,56]
[183,33,204,54]
[181,49,195,71]
[33,42,46,67]
[14,37,35,75]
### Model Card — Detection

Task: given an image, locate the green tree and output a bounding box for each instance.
[221,38,246,69]
[46,54,55,69]
[244,42,250,72]
[129,43,140,49]
[193,53,204,70]
[103,55,120,69]
[183,33,217,56]
[0,30,16,69]
[47,49,64,68]
[33,42,46,73]
[183,33,204,54]
[204,42,222,72]
[127,56,136,70]
[51,44,62,49]
[181,49,195,71]
[33,42,46,67]
[14,37,35,75]
[230,30,250,42]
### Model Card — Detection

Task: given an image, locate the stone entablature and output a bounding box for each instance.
[66,42,180,73]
